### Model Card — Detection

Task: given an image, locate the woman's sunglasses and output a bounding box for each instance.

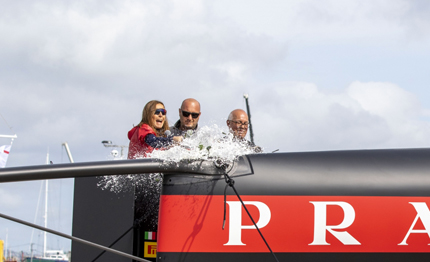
[182,110,200,119]
[154,109,167,115]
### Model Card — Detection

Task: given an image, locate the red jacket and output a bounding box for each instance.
[127,124,156,159]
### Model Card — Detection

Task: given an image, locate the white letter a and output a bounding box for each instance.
[399,202,430,245]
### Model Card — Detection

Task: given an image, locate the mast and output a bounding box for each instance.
[44,180,48,257]
[243,94,255,144]
[44,152,49,257]
[5,228,8,260]
[62,142,74,163]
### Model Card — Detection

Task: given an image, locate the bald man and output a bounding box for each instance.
[170,98,201,136]
[227,109,262,152]
[227,109,249,140]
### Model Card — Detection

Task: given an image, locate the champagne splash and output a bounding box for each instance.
[98,124,261,192]
[149,124,257,164]
[97,124,261,229]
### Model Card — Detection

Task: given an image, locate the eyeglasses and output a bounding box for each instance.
[230,120,249,126]
[154,109,167,115]
[181,110,200,119]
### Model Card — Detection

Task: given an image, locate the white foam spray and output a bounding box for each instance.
[98,124,261,192]
[97,124,262,229]
[148,124,258,164]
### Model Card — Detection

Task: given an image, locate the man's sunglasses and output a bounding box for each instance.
[181,110,200,119]
[230,120,249,126]
[154,109,167,115]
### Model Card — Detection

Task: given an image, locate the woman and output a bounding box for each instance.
[127,100,182,159]
[127,100,182,245]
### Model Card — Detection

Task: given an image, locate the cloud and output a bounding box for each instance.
[212,0,430,46]
[0,0,287,89]
[347,81,420,121]
[0,0,288,166]
[251,81,430,152]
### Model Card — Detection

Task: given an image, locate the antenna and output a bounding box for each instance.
[243,94,255,144]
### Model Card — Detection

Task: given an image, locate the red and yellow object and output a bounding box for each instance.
[144,241,157,258]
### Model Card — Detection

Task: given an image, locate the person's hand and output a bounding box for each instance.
[173,136,183,144]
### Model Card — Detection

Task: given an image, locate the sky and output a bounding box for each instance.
[1,0,430,255]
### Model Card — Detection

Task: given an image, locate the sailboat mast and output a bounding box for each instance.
[44,152,49,257]
[5,228,8,260]
[62,142,74,163]
[44,180,48,257]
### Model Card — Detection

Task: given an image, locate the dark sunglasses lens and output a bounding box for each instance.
[155,109,166,115]
[182,111,199,118]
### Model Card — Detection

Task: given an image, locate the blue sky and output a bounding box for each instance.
[1,0,430,255]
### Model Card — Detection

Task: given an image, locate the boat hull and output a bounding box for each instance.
[157,149,430,261]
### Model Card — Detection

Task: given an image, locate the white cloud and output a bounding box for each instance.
[212,0,430,46]
[0,0,286,85]
[251,81,430,152]
[347,81,420,121]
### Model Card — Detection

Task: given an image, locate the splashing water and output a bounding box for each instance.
[97,172,164,229]
[148,124,258,164]
[98,124,261,192]
[97,124,262,229]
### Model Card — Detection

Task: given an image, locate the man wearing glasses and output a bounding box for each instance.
[170,98,201,136]
[227,109,262,152]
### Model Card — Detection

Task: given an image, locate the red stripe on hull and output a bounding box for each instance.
[158,195,430,253]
